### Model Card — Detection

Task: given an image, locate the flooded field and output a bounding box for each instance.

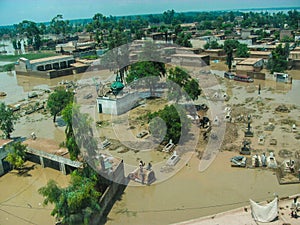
[0,66,299,225]
[107,152,300,225]
[0,162,70,225]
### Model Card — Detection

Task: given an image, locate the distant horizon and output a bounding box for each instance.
[1,6,300,28]
[0,0,299,26]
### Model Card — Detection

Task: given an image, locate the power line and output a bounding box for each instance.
[122,195,277,214]
[125,200,248,214]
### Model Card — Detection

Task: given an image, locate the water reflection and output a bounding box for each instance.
[230,78,300,105]
[0,69,114,104]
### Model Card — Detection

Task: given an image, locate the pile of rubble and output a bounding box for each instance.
[275,104,290,113]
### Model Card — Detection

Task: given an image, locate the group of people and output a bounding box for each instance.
[139,160,152,171]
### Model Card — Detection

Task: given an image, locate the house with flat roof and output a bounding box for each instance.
[289,49,300,69]
[170,54,210,67]
[15,55,88,78]
[55,41,96,58]
[15,55,75,73]
[249,51,272,61]
[235,58,264,72]
[280,30,293,41]
[204,49,225,59]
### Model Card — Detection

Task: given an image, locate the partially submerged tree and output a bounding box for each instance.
[62,103,80,160]
[47,87,73,122]
[0,102,19,139]
[126,61,165,96]
[236,43,249,58]
[167,67,201,102]
[38,166,103,225]
[16,20,41,50]
[5,141,27,170]
[267,43,289,73]
[223,39,239,71]
[148,104,190,144]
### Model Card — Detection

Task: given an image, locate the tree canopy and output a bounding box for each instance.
[62,103,80,160]
[223,39,239,71]
[126,59,166,96]
[148,104,190,144]
[167,67,201,102]
[267,43,289,73]
[175,32,192,47]
[5,141,27,170]
[16,20,41,50]
[38,165,104,225]
[47,87,74,122]
[0,102,19,139]
[236,43,249,58]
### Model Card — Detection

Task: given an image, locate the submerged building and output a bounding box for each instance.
[15,55,88,78]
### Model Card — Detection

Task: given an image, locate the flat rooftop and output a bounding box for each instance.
[237,58,263,65]
[250,51,272,55]
[30,55,74,64]
[24,138,70,158]
[171,54,209,58]
[0,139,13,147]
[204,49,224,52]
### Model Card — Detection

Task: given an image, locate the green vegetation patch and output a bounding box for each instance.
[0,52,59,62]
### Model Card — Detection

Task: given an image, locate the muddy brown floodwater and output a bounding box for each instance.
[0,162,70,225]
[0,67,300,225]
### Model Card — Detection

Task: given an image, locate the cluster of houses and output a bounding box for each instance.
[13,19,300,79]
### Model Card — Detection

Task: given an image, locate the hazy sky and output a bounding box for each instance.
[0,0,299,26]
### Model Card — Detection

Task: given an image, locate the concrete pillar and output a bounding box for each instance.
[0,160,4,176]
[60,61,67,69]
[40,156,44,168]
[45,64,52,70]
[53,62,59,70]
[59,162,66,175]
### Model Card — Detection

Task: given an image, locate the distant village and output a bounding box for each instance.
[0,9,300,225]
[0,10,299,78]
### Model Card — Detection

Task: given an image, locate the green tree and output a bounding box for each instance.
[210,40,220,49]
[0,102,19,139]
[167,67,201,102]
[38,166,103,225]
[16,20,41,50]
[62,103,80,160]
[267,43,289,73]
[163,9,175,24]
[148,104,190,144]
[175,32,192,47]
[47,87,73,122]
[5,141,27,170]
[223,39,239,71]
[204,40,221,50]
[236,43,249,58]
[203,42,210,50]
[126,61,163,96]
[50,15,71,40]
[12,39,18,50]
[184,79,201,101]
[92,13,104,30]
[106,29,130,83]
